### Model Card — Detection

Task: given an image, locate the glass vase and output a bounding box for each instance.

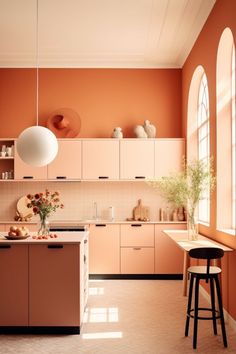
[187,210,198,241]
[38,213,50,236]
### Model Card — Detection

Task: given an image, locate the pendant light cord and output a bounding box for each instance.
[36,0,39,126]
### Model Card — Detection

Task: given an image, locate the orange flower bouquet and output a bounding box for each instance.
[27,189,64,235]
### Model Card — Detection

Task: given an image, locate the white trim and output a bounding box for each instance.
[217,228,236,236]
[200,285,236,331]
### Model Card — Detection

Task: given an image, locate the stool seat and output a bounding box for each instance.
[188,265,222,275]
[185,247,227,349]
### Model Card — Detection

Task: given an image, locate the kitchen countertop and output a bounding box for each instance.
[0,220,187,225]
[0,231,89,244]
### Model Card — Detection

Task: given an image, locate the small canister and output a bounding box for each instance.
[108,206,115,221]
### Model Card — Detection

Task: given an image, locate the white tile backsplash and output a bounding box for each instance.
[0,181,169,222]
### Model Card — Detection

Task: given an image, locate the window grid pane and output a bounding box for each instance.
[198,73,210,224]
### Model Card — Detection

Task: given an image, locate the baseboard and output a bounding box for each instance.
[89,274,183,280]
[0,326,80,335]
[200,285,236,332]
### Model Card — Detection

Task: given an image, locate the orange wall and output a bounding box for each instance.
[0,68,182,138]
[182,0,236,319]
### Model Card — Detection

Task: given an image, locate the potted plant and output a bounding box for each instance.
[147,158,216,240]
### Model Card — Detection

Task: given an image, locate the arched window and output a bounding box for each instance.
[232,45,236,230]
[216,27,235,233]
[187,66,210,225]
[197,73,210,223]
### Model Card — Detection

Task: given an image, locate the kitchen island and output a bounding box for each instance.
[0,231,89,334]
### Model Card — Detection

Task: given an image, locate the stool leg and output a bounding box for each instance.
[210,277,217,335]
[215,276,228,348]
[193,277,199,349]
[185,274,194,337]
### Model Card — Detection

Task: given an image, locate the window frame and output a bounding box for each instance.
[197,73,210,224]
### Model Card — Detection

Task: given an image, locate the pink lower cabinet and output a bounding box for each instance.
[155,223,186,274]
[29,244,81,328]
[0,244,28,326]
[89,224,120,274]
[120,224,155,274]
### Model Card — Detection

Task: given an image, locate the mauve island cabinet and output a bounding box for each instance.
[0,233,88,334]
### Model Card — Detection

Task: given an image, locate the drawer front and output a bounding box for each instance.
[121,247,154,274]
[120,224,154,247]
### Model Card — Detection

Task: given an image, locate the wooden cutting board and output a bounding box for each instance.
[133,199,150,221]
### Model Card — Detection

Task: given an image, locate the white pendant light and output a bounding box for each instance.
[16,0,58,167]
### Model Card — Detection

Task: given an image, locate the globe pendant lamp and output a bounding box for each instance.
[16,0,58,167]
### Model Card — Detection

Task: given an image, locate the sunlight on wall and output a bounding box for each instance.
[216,27,235,232]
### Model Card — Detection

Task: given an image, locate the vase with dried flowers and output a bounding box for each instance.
[27,189,64,236]
[147,158,216,240]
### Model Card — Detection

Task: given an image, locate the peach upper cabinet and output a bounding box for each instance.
[82,139,119,180]
[154,139,185,178]
[120,140,155,179]
[14,147,47,180]
[48,140,82,180]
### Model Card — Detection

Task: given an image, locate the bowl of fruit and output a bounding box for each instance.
[5,226,30,240]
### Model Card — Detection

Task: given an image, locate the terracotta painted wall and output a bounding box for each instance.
[182,0,236,320]
[0,68,182,138]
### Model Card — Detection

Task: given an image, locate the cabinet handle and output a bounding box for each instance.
[47,244,63,249]
[56,176,67,179]
[0,244,11,249]
[84,239,88,244]
[95,224,106,227]
[133,247,141,250]
[98,176,109,179]
[131,224,142,227]
[23,176,33,179]
[135,176,145,179]
[84,255,87,263]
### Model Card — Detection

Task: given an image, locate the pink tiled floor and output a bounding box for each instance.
[1,279,236,354]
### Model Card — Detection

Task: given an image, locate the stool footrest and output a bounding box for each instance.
[188,307,220,320]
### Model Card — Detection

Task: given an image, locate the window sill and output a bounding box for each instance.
[217,228,236,236]
[198,221,210,227]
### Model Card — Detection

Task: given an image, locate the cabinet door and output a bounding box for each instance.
[155,139,185,178]
[89,224,120,274]
[155,223,186,274]
[0,244,28,325]
[121,247,154,274]
[82,140,119,180]
[29,244,80,326]
[120,224,154,247]
[14,148,47,180]
[120,140,155,179]
[48,140,81,179]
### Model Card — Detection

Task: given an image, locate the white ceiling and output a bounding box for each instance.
[0,0,216,68]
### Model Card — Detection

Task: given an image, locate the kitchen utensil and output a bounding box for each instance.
[16,196,34,219]
[133,199,150,221]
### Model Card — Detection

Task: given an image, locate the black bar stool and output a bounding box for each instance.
[185,247,227,349]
